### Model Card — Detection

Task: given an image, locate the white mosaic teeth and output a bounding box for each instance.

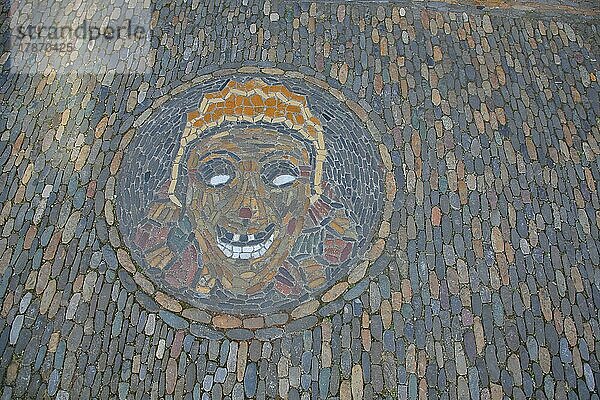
[217,235,274,259]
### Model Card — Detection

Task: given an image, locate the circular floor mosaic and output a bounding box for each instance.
[116,75,385,315]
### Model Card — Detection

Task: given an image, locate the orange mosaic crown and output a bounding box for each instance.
[169,78,327,207]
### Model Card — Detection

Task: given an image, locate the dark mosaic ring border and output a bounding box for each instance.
[113,67,397,339]
[117,74,384,313]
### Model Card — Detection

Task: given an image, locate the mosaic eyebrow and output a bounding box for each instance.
[198,150,241,162]
[258,147,310,164]
[258,150,293,163]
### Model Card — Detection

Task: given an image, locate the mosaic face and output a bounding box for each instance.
[117,77,385,315]
[185,127,313,293]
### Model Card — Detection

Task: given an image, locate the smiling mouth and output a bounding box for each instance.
[216,223,276,259]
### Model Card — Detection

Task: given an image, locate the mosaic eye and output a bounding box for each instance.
[198,158,236,187]
[272,174,296,186]
[209,174,231,186]
[261,160,299,188]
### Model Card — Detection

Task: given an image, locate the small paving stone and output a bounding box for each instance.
[225,329,254,341]
[181,308,212,323]
[244,363,257,397]
[159,310,188,330]
[285,316,318,333]
[254,328,284,340]
[291,300,320,320]
[155,292,183,313]
[9,315,24,345]
[351,365,363,399]
[2,3,599,400]
[322,282,348,303]
[212,315,242,329]
[242,317,265,329]
[348,261,369,285]
[344,280,370,301]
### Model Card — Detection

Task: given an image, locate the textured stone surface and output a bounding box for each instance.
[116,76,387,316]
[1,1,599,399]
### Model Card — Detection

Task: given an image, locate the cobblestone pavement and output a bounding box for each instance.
[1,0,600,399]
[430,0,599,17]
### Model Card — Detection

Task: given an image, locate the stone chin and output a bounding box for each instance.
[193,213,307,293]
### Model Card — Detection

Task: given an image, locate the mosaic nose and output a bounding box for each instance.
[239,206,253,219]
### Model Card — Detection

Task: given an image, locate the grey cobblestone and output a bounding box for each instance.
[1,1,599,399]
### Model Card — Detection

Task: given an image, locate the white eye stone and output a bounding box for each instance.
[208,174,231,186]
[272,174,296,187]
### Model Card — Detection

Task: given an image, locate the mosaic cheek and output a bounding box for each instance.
[189,183,234,231]
[265,185,306,221]
[269,184,310,239]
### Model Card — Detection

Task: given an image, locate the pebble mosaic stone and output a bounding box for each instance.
[117,76,385,315]
[1,0,599,399]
